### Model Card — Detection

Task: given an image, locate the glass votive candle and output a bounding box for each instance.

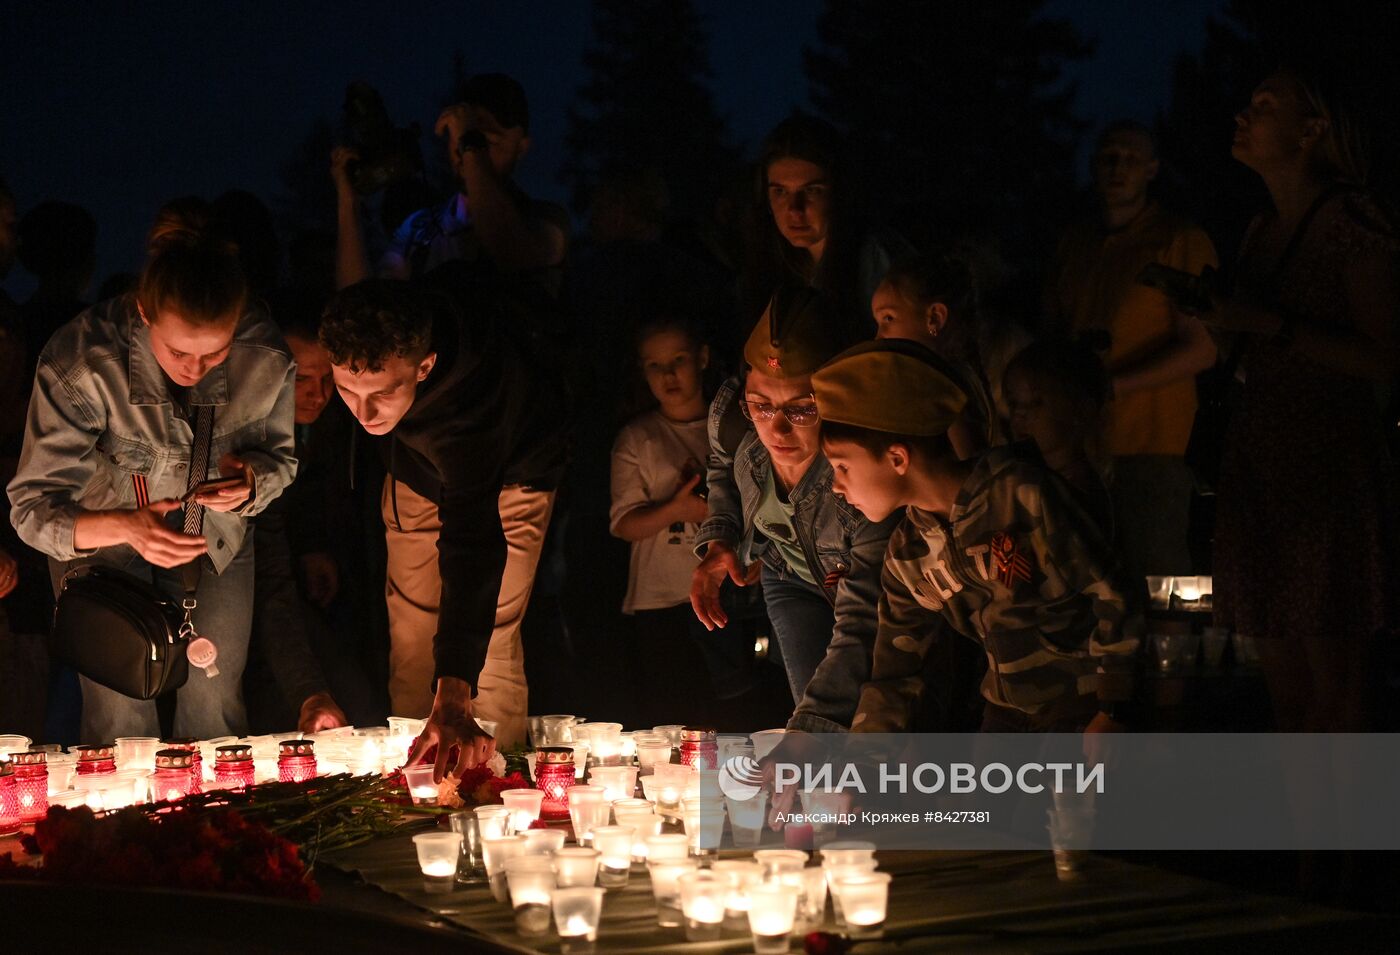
[522,828,566,856]
[535,747,577,819]
[413,831,463,893]
[114,736,160,772]
[587,765,637,803]
[277,739,316,783]
[725,788,769,847]
[449,810,484,882]
[11,751,48,823]
[633,735,672,773]
[504,856,556,936]
[590,825,635,888]
[401,764,440,805]
[677,870,726,942]
[712,859,762,923]
[75,743,116,777]
[214,744,256,791]
[612,805,661,861]
[151,750,196,803]
[553,846,600,888]
[500,788,545,833]
[0,763,20,834]
[647,857,697,927]
[482,833,527,903]
[552,885,604,953]
[567,786,609,845]
[678,727,718,771]
[644,832,689,862]
[475,804,513,840]
[781,865,829,933]
[747,881,800,955]
[833,871,891,936]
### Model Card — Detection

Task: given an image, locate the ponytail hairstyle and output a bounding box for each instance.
[137,197,247,327]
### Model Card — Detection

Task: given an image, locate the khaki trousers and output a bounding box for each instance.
[382,477,555,749]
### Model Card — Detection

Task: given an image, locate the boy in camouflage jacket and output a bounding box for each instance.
[812,339,1141,734]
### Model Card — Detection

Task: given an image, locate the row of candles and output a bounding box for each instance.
[414,803,891,952]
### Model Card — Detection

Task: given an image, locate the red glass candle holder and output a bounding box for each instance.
[10,750,48,823]
[214,744,256,791]
[278,739,317,783]
[0,763,20,835]
[75,743,116,777]
[535,747,576,820]
[679,728,718,772]
[152,749,196,803]
[162,738,203,785]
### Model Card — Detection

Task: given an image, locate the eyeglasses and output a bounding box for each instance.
[740,394,820,428]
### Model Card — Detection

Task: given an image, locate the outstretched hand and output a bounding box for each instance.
[406,676,497,783]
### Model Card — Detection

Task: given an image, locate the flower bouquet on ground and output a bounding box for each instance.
[408,747,532,810]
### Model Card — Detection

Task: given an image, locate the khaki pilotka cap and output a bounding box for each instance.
[812,339,969,436]
[743,286,844,378]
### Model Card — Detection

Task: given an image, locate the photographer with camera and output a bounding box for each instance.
[1043,120,1218,589]
[332,73,568,290]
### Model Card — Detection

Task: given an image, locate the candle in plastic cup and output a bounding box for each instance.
[819,841,877,868]
[781,865,829,932]
[747,882,800,955]
[587,765,637,803]
[113,737,160,772]
[474,804,513,840]
[678,870,727,942]
[553,885,605,950]
[553,846,600,888]
[611,802,661,861]
[567,785,609,845]
[834,871,890,935]
[505,856,556,936]
[725,788,768,847]
[522,828,566,856]
[591,825,635,888]
[712,860,762,922]
[413,832,463,893]
[500,788,545,833]
[400,764,439,805]
[647,858,697,927]
[754,848,809,878]
[749,729,786,761]
[482,833,527,903]
[633,735,673,772]
[644,832,688,862]
[825,861,878,926]
[449,810,484,882]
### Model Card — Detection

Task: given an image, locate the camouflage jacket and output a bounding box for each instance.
[853,446,1141,732]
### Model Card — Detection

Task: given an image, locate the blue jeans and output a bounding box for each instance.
[760,566,834,706]
[51,535,256,741]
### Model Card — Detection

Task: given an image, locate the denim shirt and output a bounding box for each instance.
[696,376,897,733]
[7,295,298,574]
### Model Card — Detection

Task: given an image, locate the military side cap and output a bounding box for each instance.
[743,286,843,379]
[812,339,968,435]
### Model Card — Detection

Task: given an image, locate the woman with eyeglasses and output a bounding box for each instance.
[691,287,898,732]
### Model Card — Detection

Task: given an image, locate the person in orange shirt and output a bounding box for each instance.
[1044,120,1218,587]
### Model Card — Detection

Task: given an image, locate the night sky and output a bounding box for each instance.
[1,0,1224,299]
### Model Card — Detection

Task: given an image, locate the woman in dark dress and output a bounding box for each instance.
[1210,70,1399,732]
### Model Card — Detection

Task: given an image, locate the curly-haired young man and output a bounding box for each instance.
[320,278,568,775]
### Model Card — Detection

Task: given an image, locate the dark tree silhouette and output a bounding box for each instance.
[1160,0,1400,261]
[803,0,1092,272]
[562,0,737,222]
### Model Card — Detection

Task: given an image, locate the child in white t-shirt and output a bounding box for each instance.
[610,318,751,725]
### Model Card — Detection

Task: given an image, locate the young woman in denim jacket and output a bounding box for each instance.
[7,199,302,741]
[691,287,897,733]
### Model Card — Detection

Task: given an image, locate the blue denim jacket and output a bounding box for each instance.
[7,295,297,573]
[695,376,897,733]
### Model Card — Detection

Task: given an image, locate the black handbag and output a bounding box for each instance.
[51,564,190,700]
[49,402,216,700]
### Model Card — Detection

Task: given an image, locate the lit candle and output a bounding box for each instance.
[421,859,456,878]
[561,914,591,937]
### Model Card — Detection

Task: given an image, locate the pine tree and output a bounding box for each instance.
[803,0,1092,267]
[562,0,737,221]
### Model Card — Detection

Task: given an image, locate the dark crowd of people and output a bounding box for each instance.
[1,66,1396,780]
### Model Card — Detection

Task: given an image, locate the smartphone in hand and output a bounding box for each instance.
[180,475,246,503]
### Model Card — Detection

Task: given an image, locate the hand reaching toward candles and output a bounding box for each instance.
[408,675,497,783]
[298,691,348,735]
[690,540,760,630]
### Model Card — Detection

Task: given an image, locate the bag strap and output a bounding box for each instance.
[1221,183,1353,374]
[178,403,215,624]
